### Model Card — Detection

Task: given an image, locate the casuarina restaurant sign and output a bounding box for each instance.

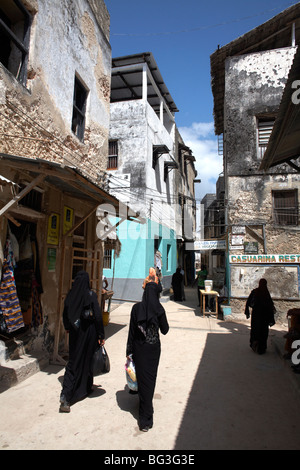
[230,254,300,264]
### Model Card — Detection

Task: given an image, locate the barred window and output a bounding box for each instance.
[272,190,298,226]
[103,248,112,269]
[107,140,118,169]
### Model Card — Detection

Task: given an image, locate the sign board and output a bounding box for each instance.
[194,240,226,250]
[230,254,300,264]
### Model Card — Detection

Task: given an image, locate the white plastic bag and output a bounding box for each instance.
[125,355,138,391]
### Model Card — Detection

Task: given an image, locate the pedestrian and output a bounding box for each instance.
[171,267,183,301]
[195,265,207,306]
[142,267,159,289]
[244,278,276,355]
[126,280,169,431]
[59,270,105,412]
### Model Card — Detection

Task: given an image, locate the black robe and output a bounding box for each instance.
[62,271,104,404]
[172,268,183,301]
[126,282,169,429]
[245,280,275,354]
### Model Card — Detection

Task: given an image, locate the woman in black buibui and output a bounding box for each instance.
[245,278,275,355]
[126,280,169,431]
[60,271,105,412]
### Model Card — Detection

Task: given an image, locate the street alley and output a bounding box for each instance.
[0,287,300,451]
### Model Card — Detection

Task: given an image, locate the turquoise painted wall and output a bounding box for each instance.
[103,218,177,281]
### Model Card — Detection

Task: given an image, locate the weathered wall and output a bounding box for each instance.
[225,47,296,175]
[0,0,111,182]
[224,47,300,318]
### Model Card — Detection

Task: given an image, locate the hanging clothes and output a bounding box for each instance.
[0,258,24,333]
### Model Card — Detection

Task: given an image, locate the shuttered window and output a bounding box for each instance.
[272,190,298,226]
[107,140,118,169]
[258,118,275,158]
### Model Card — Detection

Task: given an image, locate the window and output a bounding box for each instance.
[166,244,171,271]
[107,140,118,169]
[0,0,31,85]
[71,76,88,141]
[18,184,43,212]
[258,118,275,158]
[272,190,298,226]
[103,247,112,269]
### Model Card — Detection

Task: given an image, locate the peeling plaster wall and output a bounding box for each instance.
[224,47,300,318]
[225,47,296,174]
[0,0,111,181]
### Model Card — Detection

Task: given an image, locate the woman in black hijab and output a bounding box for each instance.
[59,271,105,412]
[126,280,169,431]
[245,278,276,354]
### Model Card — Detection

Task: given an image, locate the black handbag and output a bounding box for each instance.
[92,345,110,376]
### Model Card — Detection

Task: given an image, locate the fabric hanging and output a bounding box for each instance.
[0,258,24,333]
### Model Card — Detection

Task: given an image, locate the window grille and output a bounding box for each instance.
[103,248,112,269]
[272,190,298,226]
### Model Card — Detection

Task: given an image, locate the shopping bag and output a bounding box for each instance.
[92,345,110,376]
[125,355,138,392]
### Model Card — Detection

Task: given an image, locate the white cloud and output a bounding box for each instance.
[179,121,223,201]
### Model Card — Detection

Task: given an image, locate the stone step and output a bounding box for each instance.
[0,353,49,393]
[0,333,49,392]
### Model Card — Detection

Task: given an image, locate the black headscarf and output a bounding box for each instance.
[64,271,91,325]
[136,281,164,329]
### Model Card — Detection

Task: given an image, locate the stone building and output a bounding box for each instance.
[210,4,300,319]
[105,52,197,299]
[0,0,132,374]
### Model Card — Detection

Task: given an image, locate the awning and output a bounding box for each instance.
[111,52,179,115]
[0,154,144,223]
[260,46,300,171]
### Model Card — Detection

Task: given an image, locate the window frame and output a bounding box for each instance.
[0,0,32,85]
[272,189,298,226]
[71,75,88,142]
[107,140,118,169]
[257,117,275,159]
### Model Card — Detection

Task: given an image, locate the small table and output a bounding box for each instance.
[200,290,219,318]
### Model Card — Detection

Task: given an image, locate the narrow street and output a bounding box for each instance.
[0,287,300,451]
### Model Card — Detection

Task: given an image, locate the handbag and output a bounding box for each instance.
[92,345,110,376]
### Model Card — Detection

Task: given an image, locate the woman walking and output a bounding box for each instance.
[245,278,275,354]
[126,280,169,431]
[60,270,105,412]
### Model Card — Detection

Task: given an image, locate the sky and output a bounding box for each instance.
[104,0,299,200]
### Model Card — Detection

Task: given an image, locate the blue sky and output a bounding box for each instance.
[105,0,299,199]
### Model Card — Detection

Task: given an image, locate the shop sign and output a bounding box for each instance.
[230,254,300,264]
[194,240,226,250]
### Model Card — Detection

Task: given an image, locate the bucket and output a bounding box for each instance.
[103,311,110,326]
[222,306,232,317]
[204,280,213,292]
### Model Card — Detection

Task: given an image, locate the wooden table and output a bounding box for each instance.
[200,290,219,317]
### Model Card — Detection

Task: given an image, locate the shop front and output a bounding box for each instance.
[0,155,136,366]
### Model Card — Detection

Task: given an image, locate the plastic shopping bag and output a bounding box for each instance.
[92,345,110,376]
[125,355,138,392]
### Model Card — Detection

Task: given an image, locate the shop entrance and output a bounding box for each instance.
[0,219,43,341]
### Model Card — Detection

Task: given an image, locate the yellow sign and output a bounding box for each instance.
[47,213,60,245]
[63,206,73,235]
